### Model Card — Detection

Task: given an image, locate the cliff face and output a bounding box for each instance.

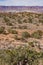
[0,6,43,12]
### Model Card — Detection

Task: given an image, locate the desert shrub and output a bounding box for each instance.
[29,41,40,48]
[18,19,22,24]
[23,19,27,23]
[3,30,9,35]
[22,31,30,38]
[29,42,34,47]
[0,27,9,35]
[4,17,9,22]
[31,30,43,39]
[39,19,43,24]
[0,26,5,34]
[14,35,18,40]
[0,14,2,17]
[14,35,21,40]
[0,46,42,65]
[8,29,18,34]
[22,25,27,29]
[6,22,13,26]
[12,15,16,19]
[28,17,32,23]
[4,17,13,26]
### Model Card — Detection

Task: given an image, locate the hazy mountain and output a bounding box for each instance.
[0,6,43,13]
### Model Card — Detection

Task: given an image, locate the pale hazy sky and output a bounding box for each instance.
[0,0,43,6]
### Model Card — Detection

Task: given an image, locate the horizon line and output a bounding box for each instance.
[0,5,40,7]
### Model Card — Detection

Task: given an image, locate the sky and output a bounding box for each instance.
[0,0,43,6]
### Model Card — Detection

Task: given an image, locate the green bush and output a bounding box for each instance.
[0,27,5,34]
[39,19,43,24]
[4,17,13,26]
[14,35,21,40]
[22,31,30,38]
[4,17,9,22]
[18,19,22,24]
[29,42,34,47]
[28,17,32,23]
[8,29,18,34]
[23,19,27,23]
[31,30,43,39]
[6,22,13,26]
[0,46,42,65]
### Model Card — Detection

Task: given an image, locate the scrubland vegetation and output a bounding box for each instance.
[0,45,43,65]
[0,12,43,65]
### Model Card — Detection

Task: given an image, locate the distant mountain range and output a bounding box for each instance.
[0,6,43,13]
